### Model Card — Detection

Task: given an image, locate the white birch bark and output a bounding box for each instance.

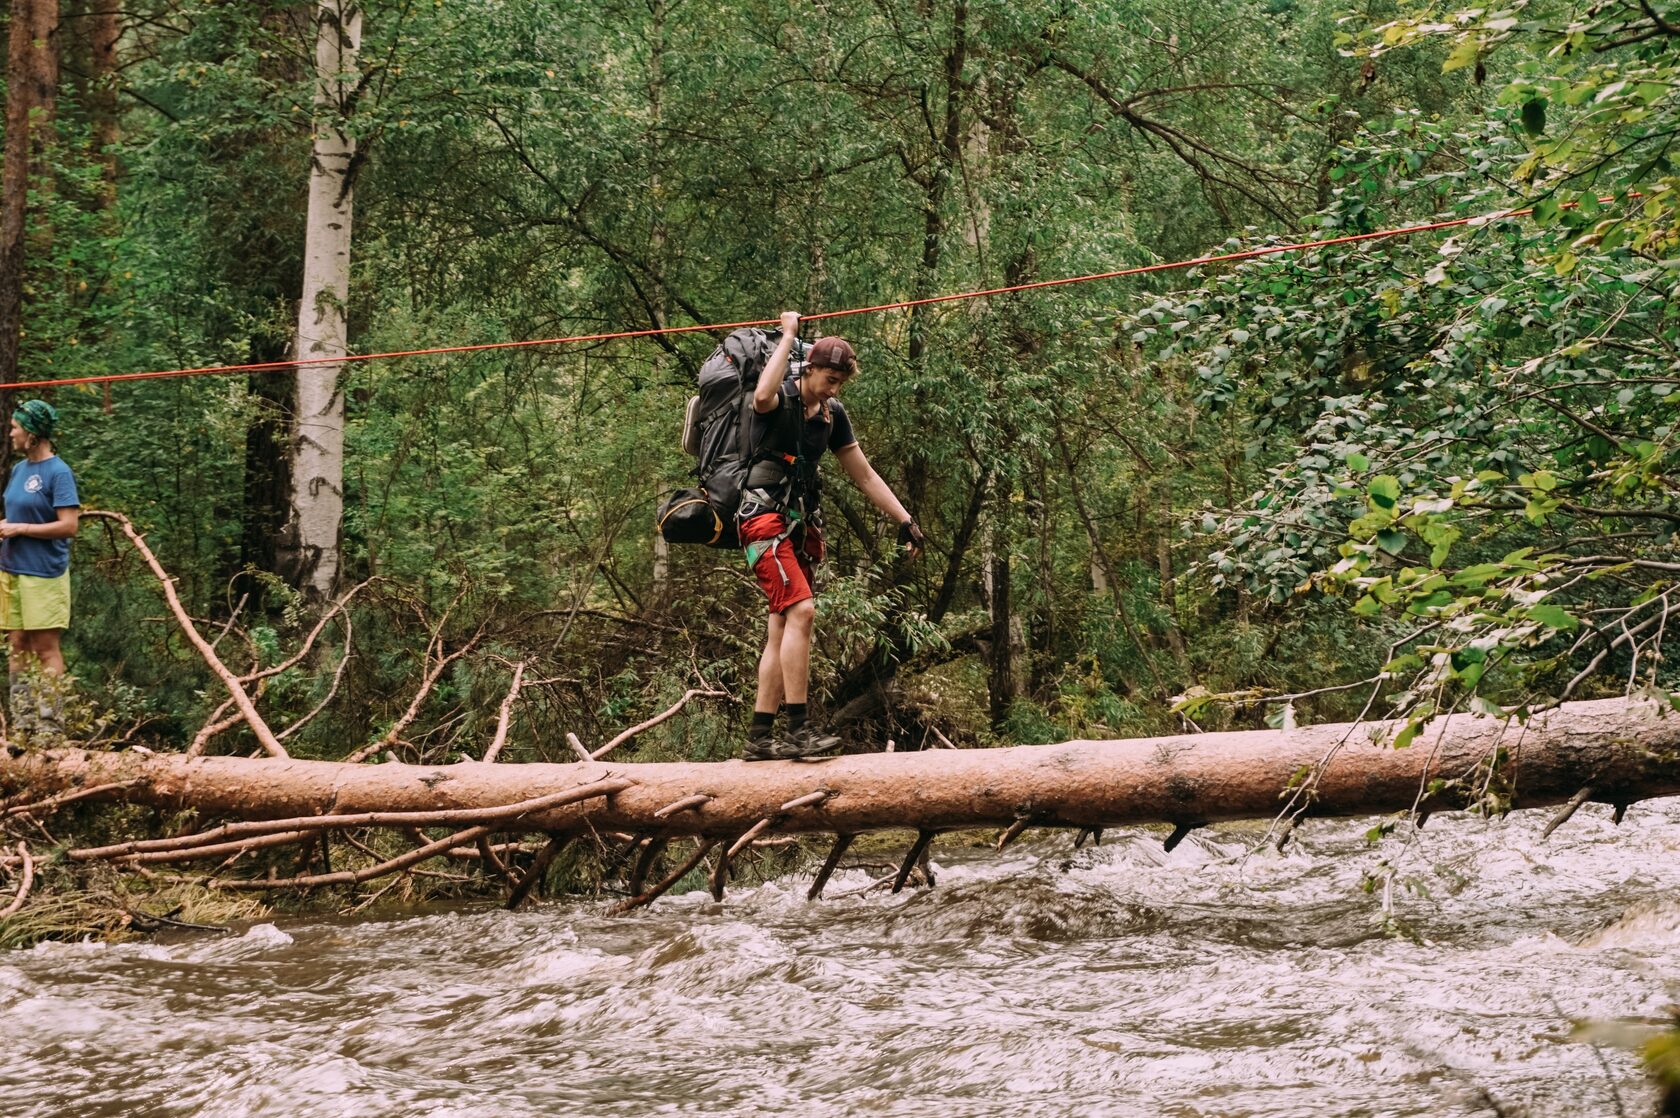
[281,0,362,599]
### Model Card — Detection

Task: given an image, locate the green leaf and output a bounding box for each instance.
[1347,452,1370,472]
[1443,37,1481,74]
[1376,528,1408,555]
[1522,98,1548,136]
[1368,475,1401,510]
[1406,590,1455,614]
[1528,603,1578,630]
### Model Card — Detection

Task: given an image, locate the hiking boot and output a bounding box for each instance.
[741,726,843,762]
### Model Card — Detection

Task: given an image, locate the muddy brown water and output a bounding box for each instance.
[2,800,1678,1117]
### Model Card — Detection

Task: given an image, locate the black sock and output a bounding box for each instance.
[786,702,808,731]
[750,711,775,736]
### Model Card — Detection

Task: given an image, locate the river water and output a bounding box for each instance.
[3,799,1678,1118]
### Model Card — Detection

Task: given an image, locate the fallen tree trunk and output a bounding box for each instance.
[4,697,1679,841]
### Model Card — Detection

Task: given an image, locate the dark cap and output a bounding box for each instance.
[805,336,857,374]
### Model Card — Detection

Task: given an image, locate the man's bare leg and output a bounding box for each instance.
[756,612,786,716]
[778,598,814,705]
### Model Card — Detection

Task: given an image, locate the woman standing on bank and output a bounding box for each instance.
[0,401,80,737]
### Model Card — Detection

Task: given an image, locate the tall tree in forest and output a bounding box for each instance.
[279,0,362,598]
[1,0,59,407]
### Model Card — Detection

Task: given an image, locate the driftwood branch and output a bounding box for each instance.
[1542,784,1597,839]
[120,829,316,866]
[892,830,937,893]
[193,825,499,891]
[627,836,669,896]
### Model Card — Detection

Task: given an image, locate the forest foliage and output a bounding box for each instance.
[1,0,1677,772]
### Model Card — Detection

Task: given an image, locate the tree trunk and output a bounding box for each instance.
[279,0,361,600]
[86,0,120,200]
[902,0,967,518]
[0,0,58,410]
[8,698,1680,839]
[646,0,671,610]
[984,471,1023,729]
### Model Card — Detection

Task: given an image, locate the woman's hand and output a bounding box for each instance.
[0,521,23,539]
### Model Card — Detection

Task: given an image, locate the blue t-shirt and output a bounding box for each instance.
[2,456,79,577]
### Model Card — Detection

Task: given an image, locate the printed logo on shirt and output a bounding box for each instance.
[24,475,41,494]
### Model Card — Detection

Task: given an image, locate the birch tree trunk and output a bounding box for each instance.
[280,0,362,599]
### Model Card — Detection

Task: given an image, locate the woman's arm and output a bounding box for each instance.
[0,507,79,540]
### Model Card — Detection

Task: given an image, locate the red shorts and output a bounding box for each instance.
[741,513,813,615]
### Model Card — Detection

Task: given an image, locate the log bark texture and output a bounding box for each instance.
[4,698,1678,838]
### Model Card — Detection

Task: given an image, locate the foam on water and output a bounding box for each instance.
[2,799,1678,1117]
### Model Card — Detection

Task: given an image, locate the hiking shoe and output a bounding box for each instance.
[742,732,793,762]
[741,726,843,761]
[782,724,843,758]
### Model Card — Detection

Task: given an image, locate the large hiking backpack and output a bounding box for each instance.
[657,328,804,549]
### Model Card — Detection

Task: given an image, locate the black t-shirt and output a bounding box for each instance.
[752,375,857,464]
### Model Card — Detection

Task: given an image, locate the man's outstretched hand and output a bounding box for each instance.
[898,519,925,559]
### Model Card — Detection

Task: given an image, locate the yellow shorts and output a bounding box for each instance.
[0,570,71,632]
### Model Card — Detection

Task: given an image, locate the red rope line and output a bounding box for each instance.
[10,208,1530,392]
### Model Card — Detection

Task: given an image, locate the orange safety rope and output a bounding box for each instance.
[9,208,1531,393]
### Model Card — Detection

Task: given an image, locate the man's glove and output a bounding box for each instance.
[898,519,925,554]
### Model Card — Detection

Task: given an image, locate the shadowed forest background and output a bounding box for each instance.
[4,0,1679,780]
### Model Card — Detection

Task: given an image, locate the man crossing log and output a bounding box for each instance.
[736,311,923,761]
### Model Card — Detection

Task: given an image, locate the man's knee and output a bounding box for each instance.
[783,597,815,630]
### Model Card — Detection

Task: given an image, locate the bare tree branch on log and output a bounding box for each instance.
[344,624,486,763]
[590,688,729,760]
[612,838,717,914]
[1,780,138,819]
[481,660,526,763]
[189,579,375,754]
[84,511,287,757]
[1,842,33,917]
[68,779,633,862]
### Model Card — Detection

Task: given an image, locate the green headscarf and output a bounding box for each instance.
[13,400,57,440]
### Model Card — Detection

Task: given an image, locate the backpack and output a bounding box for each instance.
[657,328,805,549]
